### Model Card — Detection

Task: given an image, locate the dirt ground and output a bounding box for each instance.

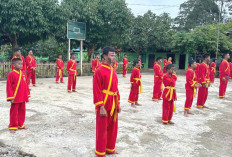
[0,72,232,157]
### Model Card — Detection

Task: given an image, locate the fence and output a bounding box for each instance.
[0,62,132,79]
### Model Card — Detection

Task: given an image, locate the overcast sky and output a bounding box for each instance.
[126,0,187,18]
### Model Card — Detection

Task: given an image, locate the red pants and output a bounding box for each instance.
[56,69,64,83]
[210,74,215,83]
[122,67,127,76]
[152,81,162,100]
[95,110,118,157]
[27,70,36,86]
[67,74,76,91]
[219,78,228,98]
[128,85,139,103]
[197,87,208,107]
[162,99,174,123]
[185,89,194,110]
[9,102,26,130]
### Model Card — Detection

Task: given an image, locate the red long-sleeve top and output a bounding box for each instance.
[198,62,210,84]
[219,60,230,79]
[130,67,141,86]
[67,59,77,75]
[26,56,37,73]
[6,70,30,103]
[92,59,100,73]
[162,73,177,101]
[153,63,163,83]
[185,69,197,90]
[93,63,120,112]
[56,59,64,70]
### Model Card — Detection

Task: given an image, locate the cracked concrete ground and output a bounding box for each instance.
[0,72,231,157]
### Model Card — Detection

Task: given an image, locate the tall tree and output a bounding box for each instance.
[129,11,173,55]
[0,0,66,52]
[175,0,220,31]
[62,0,133,62]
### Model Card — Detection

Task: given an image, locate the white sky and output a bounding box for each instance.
[126,0,187,18]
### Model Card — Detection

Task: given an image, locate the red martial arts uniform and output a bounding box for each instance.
[230,62,232,78]
[163,59,167,73]
[162,73,177,123]
[56,59,64,83]
[113,61,118,71]
[92,58,101,73]
[195,63,200,82]
[123,58,128,76]
[93,63,120,157]
[184,69,197,110]
[128,67,142,103]
[25,55,37,86]
[164,61,172,74]
[152,63,163,100]
[197,63,210,107]
[219,60,230,98]
[67,59,77,92]
[209,62,216,83]
[6,70,30,131]
[11,56,26,73]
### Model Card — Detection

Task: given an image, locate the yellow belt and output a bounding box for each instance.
[165,86,177,112]
[102,89,118,121]
[59,69,62,78]
[134,78,143,93]
[205,79,210,88]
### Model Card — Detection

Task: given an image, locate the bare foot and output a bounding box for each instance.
[153,99,159,102]
[61,82,64,83]
[184,111,189,117]
[10,130,16,133]
[163,123,168,125]
[188,111,194,115]
[197,107,203,109]
[203,106,209,108]
[68,91,72,93]
[135,103,142,106]
[131,104,136,108]
[106,151,119,155]
[168,121,175,125]
[56,82,59,84]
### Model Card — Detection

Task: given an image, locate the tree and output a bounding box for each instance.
[0,0,66,52]
[129,11,173,55]
[62,0,133,62]
[175,0,220,31]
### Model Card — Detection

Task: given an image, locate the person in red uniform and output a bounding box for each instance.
[164,57,172,73]
[56,54,64,83]
[184,60,201,116]
[93,47,121,157]
[25,50,37,86]
[11,48,26,73]
[7,58,30,133]
[113,60,118,71]
[152,57,163,101]
[67,53,77,92]
[137,55,142,69]
[229,59,232,79]
[123,54,128,77]
[163,57,167,73]
[197,54,210,108]
[195,59,202,82]
[162,64,177,124]
[209,59,216,83]
[92,53,101,74]
[128,60,142,108]
[219,52,230,98]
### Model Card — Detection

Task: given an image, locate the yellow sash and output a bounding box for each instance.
[102,66,118,121]
[134,78,143,93]
[59,69,62,78]
[165,86,177,112]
